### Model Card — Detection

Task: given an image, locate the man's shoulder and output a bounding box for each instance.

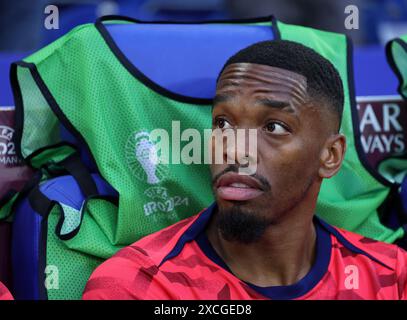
[92,214,198,276]
[332,225,407,270]
[83,214,200,299]
[133,214,198,262]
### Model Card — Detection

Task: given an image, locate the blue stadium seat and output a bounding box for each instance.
[0,53,26,107]
[42,0,229,46]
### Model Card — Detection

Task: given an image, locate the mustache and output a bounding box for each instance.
[212,165,271,191]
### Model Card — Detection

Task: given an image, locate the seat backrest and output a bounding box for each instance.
[103,22,274,99]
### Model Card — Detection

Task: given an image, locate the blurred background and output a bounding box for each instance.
[0,0,405,104]
[0,0,405,106]
[0,0,406,52]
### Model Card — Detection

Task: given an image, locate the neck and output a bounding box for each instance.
[206,195,319,287]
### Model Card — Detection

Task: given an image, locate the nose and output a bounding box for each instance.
[222,128,258,174]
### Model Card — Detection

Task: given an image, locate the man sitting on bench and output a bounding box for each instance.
[83,40,407,300]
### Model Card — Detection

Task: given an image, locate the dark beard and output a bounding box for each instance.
[216,205,270,244]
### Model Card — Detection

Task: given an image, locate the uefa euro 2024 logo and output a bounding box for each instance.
[125,124,258,217]
[125,130,188,217]
[0,126,19,165]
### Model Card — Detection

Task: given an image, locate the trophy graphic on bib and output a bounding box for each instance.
[134,131,160,185]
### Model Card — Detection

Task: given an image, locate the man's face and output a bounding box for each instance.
[210,63,337,240]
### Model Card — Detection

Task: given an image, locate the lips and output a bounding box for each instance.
[216,172,265,201]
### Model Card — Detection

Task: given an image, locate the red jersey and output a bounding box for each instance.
[0,282,13,300]
[83,203,407,300]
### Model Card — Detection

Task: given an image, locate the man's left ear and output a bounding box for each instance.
[318,133,346,179]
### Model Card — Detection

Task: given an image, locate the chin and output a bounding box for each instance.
[216,197,260,210]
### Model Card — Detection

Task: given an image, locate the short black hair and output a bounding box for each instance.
[218,40,344,130]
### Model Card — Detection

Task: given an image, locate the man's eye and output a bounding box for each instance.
[215,118,232,129]
[264,122,289,135]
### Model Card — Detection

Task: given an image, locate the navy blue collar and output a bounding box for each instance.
[159,202,393,299]
[196,215,331,300]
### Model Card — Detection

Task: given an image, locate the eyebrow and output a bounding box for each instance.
[213,94,233,106]
[213,94,297,115]
[255,97,292,111]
